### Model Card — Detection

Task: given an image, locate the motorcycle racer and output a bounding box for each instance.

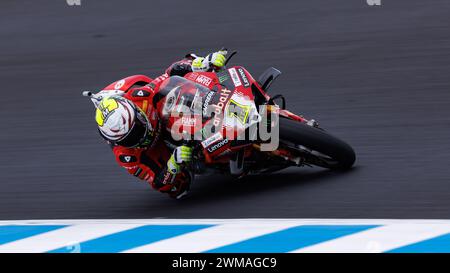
[95,50,227,199]
[86,49,356,201]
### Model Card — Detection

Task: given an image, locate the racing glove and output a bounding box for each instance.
[208,50,227,68]
[191,57,207,72]
[191,50,227,72]
[167,146,193,174]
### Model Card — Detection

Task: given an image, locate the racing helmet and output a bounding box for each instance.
[95,96,154,148]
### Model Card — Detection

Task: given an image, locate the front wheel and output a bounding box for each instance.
[278,118,356,170]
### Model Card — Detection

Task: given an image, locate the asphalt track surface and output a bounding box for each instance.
[1,0,450,220]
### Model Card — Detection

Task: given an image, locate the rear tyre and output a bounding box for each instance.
[278,118,356,170]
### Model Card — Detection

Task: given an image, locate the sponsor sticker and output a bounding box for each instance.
[212,88,232,127]
[181,117,197,126]
[201,132,223,148]
[187,72,199,81]
[217,72,230,83]
[196,75,213,86]
[154,73,168,84]
[228,68,242,87]
[237,68,250,87]
[207,138,229,153]
[202,91,215,116]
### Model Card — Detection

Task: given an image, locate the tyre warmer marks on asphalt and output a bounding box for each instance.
[0,219,449,253]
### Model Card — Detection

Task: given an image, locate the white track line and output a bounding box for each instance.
[123,223,299,253]
[0,223,144,253]
[292,223,450,253]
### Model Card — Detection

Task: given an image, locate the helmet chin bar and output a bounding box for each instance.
[82,90,125,108]
[116,121,149,148]
[115,107,151,148]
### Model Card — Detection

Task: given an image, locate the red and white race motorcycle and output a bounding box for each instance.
[84,51,355,180]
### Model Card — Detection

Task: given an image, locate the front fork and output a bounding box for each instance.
[267,104,319,128]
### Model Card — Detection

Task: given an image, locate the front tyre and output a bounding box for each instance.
[278,118,356,170]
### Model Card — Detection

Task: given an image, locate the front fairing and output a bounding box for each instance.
[156,68,261,161]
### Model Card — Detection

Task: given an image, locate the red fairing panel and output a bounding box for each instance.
[103,75,153,92]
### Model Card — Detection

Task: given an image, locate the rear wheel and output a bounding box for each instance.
[278,118,356,170]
